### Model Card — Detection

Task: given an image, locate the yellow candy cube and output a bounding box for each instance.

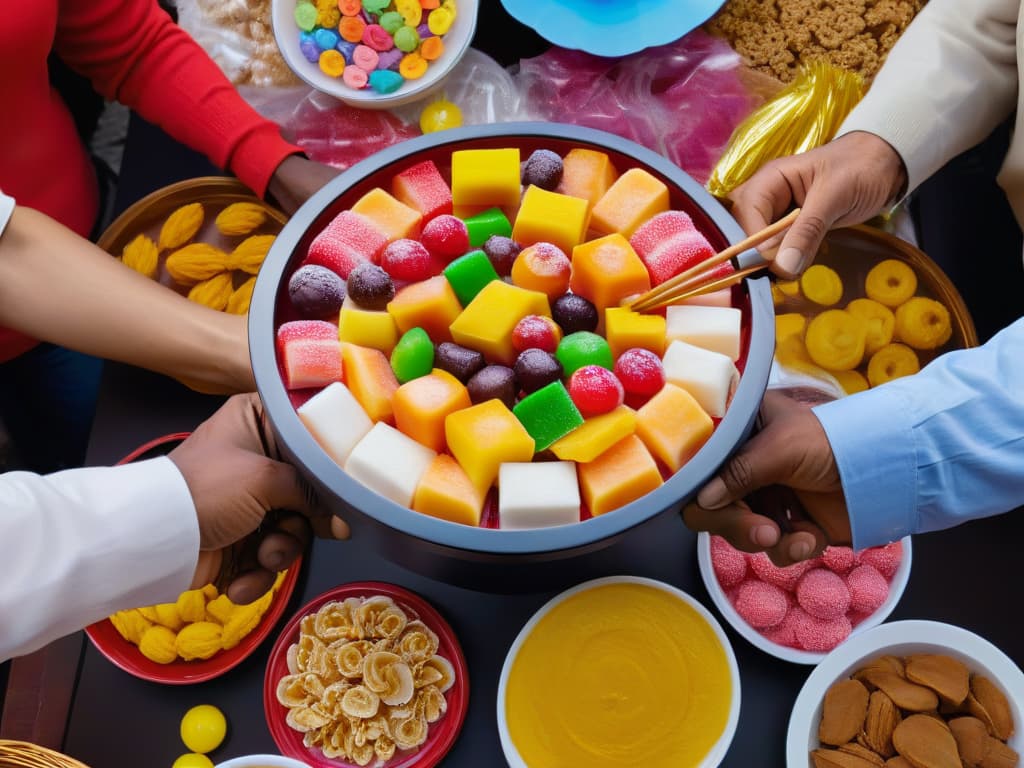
[635,384,713,473]
[578,434,663,517]
[570,234,651,314]
[413,454,485,527]
[604,306,666,358]
[445,399,535,494]
[451,148,521,209]
[511,185,589,255]
[338,306,399,354]
[589,167,670,238]
[351,187,423,241]
[393,369,471,452]
[449,280,551,365]
[549,405,637,463]
[387,275,462,344]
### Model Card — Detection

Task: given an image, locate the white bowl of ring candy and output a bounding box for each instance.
[271,0,478,109]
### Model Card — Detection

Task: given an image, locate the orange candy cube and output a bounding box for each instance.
[556,148,619,210]
[578,434,663,517]
[569,234,651,313]
[341,343,400,424]
[351,188,423,241]
[387,275,462,343]
[412,454,484,527]
[393,369,471,452]
[635,384,713,473]
[589,168,670,238]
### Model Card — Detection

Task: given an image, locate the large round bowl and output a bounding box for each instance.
[250,122,774,585]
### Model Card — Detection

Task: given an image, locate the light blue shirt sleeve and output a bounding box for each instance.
[812,317,1024,549]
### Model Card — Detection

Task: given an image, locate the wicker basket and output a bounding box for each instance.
[0,741,88,768]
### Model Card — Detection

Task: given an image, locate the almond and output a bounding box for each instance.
[892,714,962,768]
[863,690,901,757]
[949,716,990,766]
[855,656,907,683]
[971,676,1015,741]
[812,748,885,768]
[906,654,970,706]
[821,679,872,746]
[840,741,886,765]
[978,736,1019,768]
[864,670,940,712]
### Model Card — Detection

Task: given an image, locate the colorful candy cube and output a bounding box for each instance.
[451,148,521,209]
[282,338,344,390]
[449,281,551,366]
[341,343,400,424]
[412,454,485,526]
[445,399,535,494]
[549,405,637,463]
[463,207,512,248]
[556,148,619,209]
[351,188,424,241]
[338,305,400,353]
[498,462,581,529]
[604,306,667,359]
[665,305,743,361]
[629,211,721,286]
[589,168,670,238]
[387,275,462,343]
[391,159,453,223]
[635,384,713,472]
[297,382,373,466]
[306,210,389,278]
[393,369,471,452]
[577,434,663,517]
[345,422,436,507]
[512,380,584,452]
[276,319,338,359]
[569,233,651,313]
[511,185,589,255]
[443,249,499,306]
[662,339,739,418]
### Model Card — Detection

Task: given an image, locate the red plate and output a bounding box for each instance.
[84,433,304,685]
[264,582,470,768]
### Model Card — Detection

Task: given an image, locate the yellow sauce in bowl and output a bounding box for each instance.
[504,582,734,767]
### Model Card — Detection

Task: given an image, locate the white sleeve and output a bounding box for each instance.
[0,457,199,661]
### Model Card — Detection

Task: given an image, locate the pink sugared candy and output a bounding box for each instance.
[306,210,388,278]
[613,347,665,404]
[846,564,889,614]
[380,238,441,282]
[282,338,343,390]
[512,314,561,354]
[733,579,789,629]
[710,535,747,588]
[748,552,811,592]
[792,607,852,652]
[276,319,338,358]
[761,607,801,648]
[857,541,903,578]
[821,545,857,574]
[420,214,470,262]
[568,365,624,417]
[391,160,453,223]
[629,211,729,286]
[796,568,851,620]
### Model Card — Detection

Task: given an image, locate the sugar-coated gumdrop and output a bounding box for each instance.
[846,564,889,614]
[795,568,850,620]
[568,365,624,417]
[180,704,226,754]
[380,238,439,282]
[521,149,564,190]
[710,535,747,588]
[172,755,214,768]
[435,341,484,382]
[556,331,613,377]
[514,348,563,394]
[749,552,811,592]
[760,607,801,648]
[512,315,561,354]
[510,242,571,299]
[856,541,902,578]
[482,235,521,276]
[734,580,788,629]
[552,293,598,335]
[420,99,463,134]
[347,262,395,309]
[821,546,856,574]
[390,327,435,383]
[288,264,346,320]
[467,364,516,408]
[792,608,852,652]
[421,214,470,260]
[613,347,665,401]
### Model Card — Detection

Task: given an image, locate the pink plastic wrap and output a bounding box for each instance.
[516,30,774,184]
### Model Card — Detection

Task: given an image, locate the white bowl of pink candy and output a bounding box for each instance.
[697,531,912,665]
[249,123,775,574]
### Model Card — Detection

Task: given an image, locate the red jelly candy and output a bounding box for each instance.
[420,214,470,262]
[306,210,388,278]
[391,159,453,223]
[613,348,665,402]
[630,211,727,286]
[276,319,338,359]
[511,314,561,354]
[568,364,624,417]
[380,238,442,282]
[282,338,343,390]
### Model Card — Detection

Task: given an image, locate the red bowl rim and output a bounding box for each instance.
[263,581,470,768]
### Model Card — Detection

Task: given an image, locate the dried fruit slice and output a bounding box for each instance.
[867,343,920,387]
[862,670,939,712]
[892,714,961,768]
[895,297,952,350]
[810,748,881,767]
[906,654,970,706]
[865,259,917,308]
[820,678,871,746]
[948,716,989,765]
[847,298,895,355]
[805,309,868,371]
[839,742,886,765]
[970,676,1014,740]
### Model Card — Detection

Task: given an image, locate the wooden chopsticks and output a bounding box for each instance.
[629,208,800,312]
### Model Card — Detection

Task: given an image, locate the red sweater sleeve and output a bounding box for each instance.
[54,0,301,196]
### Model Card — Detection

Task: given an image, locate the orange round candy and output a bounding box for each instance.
[399,52,428,79]
[420,35,444,61]
[338,15,366,42]
[339,0,361,14]
[318,49,346,77]
[510,243,572,299]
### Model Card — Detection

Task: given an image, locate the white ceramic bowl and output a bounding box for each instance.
[496,575,741,767]
[271,0,479,109]
[215,756,311,768]
[697,532,913,665]
[786,619,1024,767]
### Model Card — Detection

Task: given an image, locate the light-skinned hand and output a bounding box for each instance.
[267,155,341,215]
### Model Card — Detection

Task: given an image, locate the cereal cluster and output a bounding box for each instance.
[192,0,301,87]
[276,595,456,765]
[706,0,928,82]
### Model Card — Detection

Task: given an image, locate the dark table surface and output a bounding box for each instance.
[41,8,1024,767]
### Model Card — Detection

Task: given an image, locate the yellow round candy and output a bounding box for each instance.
[419,99,462,133]
[319,49,346,78]
[832,369,870,395]
[804,309,867,371]
[427,5,455,35]
[172,754,215,768]
[180,704,227,754]
[399,52,428,80]
[846,297,895,356]
[395,0,422,26]
[799,264,843,306]
[864,258,917,307]
[894,296,952,350]
[867,343,921,387]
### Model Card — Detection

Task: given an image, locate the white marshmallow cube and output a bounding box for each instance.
[662,339,739,418]
[498,461,581,529]
[666,305,743,360]
[345,422,436,507]
[297,382,373,467]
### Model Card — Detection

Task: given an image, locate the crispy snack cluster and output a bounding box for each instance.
[707,0,928,82]
[277,595,456,766]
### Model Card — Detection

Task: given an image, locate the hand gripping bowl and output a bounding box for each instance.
[249,123,774,588]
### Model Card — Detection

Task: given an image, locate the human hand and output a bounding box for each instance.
[169,393,350,604]
[682,390,851,566]
[729,131,907,278]
[267,155,341,215]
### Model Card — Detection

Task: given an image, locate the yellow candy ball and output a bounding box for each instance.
[420,99,462,134]
[172,754,215,768]
[180,704,227,754]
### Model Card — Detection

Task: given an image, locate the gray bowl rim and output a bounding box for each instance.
[250,121,775,556]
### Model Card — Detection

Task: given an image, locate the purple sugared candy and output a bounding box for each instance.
[467,365,516,409]
[514,348,563,395]
[435,341,485,383]
[521,149,564,190]
[552,293,598,335]
[346,262,395,310]
[288,264,346,320]
[481,235,521,276]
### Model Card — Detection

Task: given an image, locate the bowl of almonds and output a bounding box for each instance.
[787,620,1024,767]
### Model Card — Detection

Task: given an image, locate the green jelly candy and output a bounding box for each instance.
[443,250,499,306]
[379,11,404,33]
[513,381,583,452]
[362,0,390,14]
[390,327,435,383]
[463,207,512,248]
[393,25,421,53]
[556,331,614,376]
[294,2,318,31]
